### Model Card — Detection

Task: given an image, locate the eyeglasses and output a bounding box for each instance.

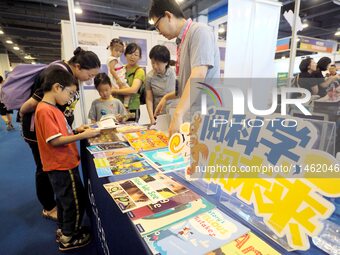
[154,14,165,32]
[59,84,77,98]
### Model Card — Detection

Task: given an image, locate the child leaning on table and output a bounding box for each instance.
[88,72,128,123]
[34,66,100,252]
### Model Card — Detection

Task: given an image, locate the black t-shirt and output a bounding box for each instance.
[298,72,318,93]
[313,70,327,97]
[22,61,79,143]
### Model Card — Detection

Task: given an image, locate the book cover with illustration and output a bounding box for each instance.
[206,232,281,255]
[127,190,201,221]
[141,147,188,173]
[87,141,130,154]
[124,130,169,151]
[144,208,249,255]
[93,156,153,178]
[103,173,188,213]
[134,197,216,236]
[88,128,124,145]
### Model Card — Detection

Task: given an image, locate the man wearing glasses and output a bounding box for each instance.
[149,0,220,136]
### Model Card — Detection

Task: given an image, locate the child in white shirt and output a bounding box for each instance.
[107,38,130,107]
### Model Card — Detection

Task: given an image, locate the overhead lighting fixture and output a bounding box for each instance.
[148,19,154,25]
[281,55,286,59]
[6,40,13,44]
[13,46,20,50]
[24,55,36,60]
[335,28,340,37]
[302,19,309,29]
[0,30,4,35]
[74,2,83,14]
[176,0,184,3]
[218,25,225,34]
[31,61,36,65]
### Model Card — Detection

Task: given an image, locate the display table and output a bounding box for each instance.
[80,140,329,255]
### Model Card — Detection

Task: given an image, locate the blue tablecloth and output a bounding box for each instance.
[80,140,329,255]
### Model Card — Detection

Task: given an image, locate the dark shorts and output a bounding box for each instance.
[0,102,13,116]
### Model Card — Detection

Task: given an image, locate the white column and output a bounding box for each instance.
[0,53,10,77]
[224,0,282,78]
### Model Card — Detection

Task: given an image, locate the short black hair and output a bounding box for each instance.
[94,73,111,89]
[68,47,101,70]
[299,58,313,72]
[42,66,77,92]
[149,0,185,20]
[317,57,332,71]
[0,75,3,83]
[149,45,171,68]
[124,43,142,58]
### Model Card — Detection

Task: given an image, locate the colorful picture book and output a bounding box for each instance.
[124,130,169,151]
[207,232,281,255]
[141,147,188,173]
[127,190,201,221]
[87,141,130,154]
[144,208,249,255]
[135,197,215,236]
[93,154,153,178]
[88,128,124,145]
[103,173,188,213]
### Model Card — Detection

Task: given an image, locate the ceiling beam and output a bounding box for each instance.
[19,0,148,18]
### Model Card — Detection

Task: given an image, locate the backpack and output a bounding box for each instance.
[0,61,65,110]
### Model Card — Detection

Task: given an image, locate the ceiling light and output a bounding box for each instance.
[74,2,83,14]
[0,30,4,35]
[302,19,309,29]
[218,25,225,34]
[281,55,286,59]
[6,40,13,44]
[335,28,340,37]
[176,0,184,3]
[13,46,20,50]
[24,55,36,60]
[31,61,36,65]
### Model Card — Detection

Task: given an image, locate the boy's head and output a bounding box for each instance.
[149,0,185,40]
[329,64,337,76]
[42,66,78,106]
[94,73,112,100]
[299,57,316,73]
[107,38,124,58]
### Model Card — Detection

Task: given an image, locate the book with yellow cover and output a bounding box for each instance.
[124,130,168,151]
[206,232,281,255]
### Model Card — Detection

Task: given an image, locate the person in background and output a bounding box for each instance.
[327,64,338,77]
[20,47,100,221]
[34,67,100,251]
[145,45,176,124]
[107,38,131,107]
[0,75,14,131]
[111,43,145,121]
[149,0,220,136]
[88,72,127,123]
[297,57,318,95]
[314,57,339,97]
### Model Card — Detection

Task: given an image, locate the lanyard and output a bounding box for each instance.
[176,19,193,76]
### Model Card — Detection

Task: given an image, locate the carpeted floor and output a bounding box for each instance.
[0,112,97,255]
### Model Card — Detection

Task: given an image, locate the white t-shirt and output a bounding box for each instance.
[107,56,127,88]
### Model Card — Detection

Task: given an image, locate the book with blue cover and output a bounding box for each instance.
[143,208,249,255]
[134,197,215,236]
[141,147,188,173]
